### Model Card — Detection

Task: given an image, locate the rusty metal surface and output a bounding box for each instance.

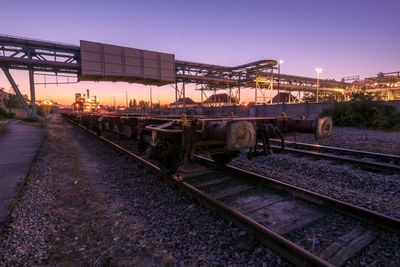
[79,40,175,85]
[64,113,331,142]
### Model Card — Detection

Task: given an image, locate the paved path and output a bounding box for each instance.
[0,120,45,225]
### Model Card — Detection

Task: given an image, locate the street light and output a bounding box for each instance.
[315,67,322,103]
[278,60,283,104]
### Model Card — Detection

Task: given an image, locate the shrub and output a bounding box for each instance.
[320,92,400,131]
[0,107,15,120]
[36,105,50,116]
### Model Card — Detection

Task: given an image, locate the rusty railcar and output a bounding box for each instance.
[63,113,332,174]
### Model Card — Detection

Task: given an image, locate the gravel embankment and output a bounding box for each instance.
[229,128,400,266]
[0,114,290,266]
[230,127,400,218]
[294,127,400,155]
[231,152,400,219]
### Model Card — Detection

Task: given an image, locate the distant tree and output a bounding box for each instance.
[153,102,161,109]
[6,94,21,109]
[138,100,149,109]
[129,99,138,109]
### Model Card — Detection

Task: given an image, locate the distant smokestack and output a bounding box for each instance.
[87,89,90,98]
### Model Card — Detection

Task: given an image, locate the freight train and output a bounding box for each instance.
[63,113,332,174]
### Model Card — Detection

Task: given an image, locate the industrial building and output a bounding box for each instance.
[73,89,99,112]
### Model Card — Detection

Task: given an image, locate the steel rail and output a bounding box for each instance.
[67,119,400,266]
[274,140,400,162]
[268,140,400,172]
[196,156,400,234]
[63,116,332,266]
[64,115,400,266]
[66,118,160,171]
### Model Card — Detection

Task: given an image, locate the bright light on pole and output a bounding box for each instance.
[278,60,284,103]
[315,68,322,103]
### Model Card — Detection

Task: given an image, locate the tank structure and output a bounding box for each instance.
[63,113,332,174]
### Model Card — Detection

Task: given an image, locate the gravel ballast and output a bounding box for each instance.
[1,115,399,266]
[229,126,400,219]
[0,115,290,266]
[231,151,400,219]
[294,126,400,155]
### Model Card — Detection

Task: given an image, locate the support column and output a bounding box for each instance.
[388,90,394,101]
[238,85,241,104]
[175,82,185,109]
[1,67,33,118]
[183,82,186,110]
[229,87,232,106]
[213,88,217,107]
[175,82,178,108]
[255,80,257,104]
[29,69,37,118]
[270,81,272,104]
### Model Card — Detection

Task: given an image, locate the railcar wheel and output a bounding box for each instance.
[160,142,180,175]
[136,139,148,152]
[211,151,240,166]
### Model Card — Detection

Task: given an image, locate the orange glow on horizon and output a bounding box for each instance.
[1,70,262,106]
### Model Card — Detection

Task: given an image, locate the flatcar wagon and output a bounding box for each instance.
[63,113,332,174]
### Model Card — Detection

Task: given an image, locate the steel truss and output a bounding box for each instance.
[1,35,399,117]
[255,74,274,104]
[353,71,400,100]
[197,83,241,107]
[0,35,80,118]
[176,59,276,105]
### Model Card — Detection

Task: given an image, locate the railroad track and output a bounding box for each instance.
[65,117,400,267]
[270,139,400,172]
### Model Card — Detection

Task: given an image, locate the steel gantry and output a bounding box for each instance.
[0,35,79,118]
[175,59,277,106]
[1,34,399,118]
[353,71,400,100]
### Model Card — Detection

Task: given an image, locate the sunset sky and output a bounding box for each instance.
[0,0,399,105]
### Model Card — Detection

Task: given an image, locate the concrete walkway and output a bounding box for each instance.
[0,120,45,225]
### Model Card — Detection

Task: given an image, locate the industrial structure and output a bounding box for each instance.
[72,89,99,112]
[63,112,333,174]
[0,34,399,118]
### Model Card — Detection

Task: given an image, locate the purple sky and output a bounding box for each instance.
[0,0,399,105]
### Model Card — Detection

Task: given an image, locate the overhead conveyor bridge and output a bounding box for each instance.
[0,35,398,118]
